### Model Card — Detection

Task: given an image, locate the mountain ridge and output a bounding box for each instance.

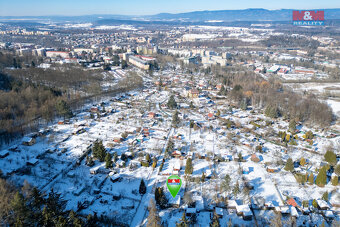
[1,8,340,23]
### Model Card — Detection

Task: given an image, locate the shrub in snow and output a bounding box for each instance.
[324,150,337,166]
[289,119,296,133]
[322,191,329,201]
[335,164,340,176]
[315,167,327,187]
[308,173,314,185]
[300,157,306,166]
[331,176,338,186]
[284,158,294,172]
[185,158,193,175]
[304,131,314,140]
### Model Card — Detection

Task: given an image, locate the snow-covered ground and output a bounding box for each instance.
[1,72,339,226]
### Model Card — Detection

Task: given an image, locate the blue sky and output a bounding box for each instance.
[0,0,339,16]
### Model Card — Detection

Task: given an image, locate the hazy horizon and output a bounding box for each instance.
[1,0,340,16]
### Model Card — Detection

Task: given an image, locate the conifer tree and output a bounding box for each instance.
[92,141,99,160]
[189,101,195,109]
[201,172,206,182]
[322,191,329,201]
[221,174,231,193]
[155,187,167,209]
[289,119,296,133]
[166,139,174,154]
[308,173,314,185]
[69,210,83,227]
[324,150,337,166]
[305,130,314,139]
[86,213,98,227]
[56,100,73,120]
[284,158,294,172]
[172,110,180,128]
[146,153,151,163]
[331,176,338,186]
[335,164,340,176]
[113,153,118,163]
[312,199,318,208]
[45,189,66,217]
[240,99,247,110]
[264,104,279,118]
[42,206,53,226]
[93,140,107,162]
[238,152,243,162]
[98,140,107,162]
[139,179,147,195]
[300,157,306,166]
[176,211,188,227]
[105,153,113,169]
[31,187,44,209]
[167,95,177,109]
[316,167,327,187]
[185,158,193,175]
[233,181,240,197]
[147,199,161,227]
[86,155,94,167]
[210,210,220,227]
[11,192,28,225]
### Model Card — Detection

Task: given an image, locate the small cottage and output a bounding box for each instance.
[148,112,156,119]
[172,150,182,158]
[169,195,180,208]
[251,154,260,162]
[26,158,39,166]
[188,89,199,98]
[22,137,36,146]
[236,205,252,220]
[287,198,299,208]
[186,208,197,217]
[317,199,330,210]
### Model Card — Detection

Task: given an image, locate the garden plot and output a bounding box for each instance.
[241,162,284,206]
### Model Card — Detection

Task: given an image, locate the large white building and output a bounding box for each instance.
[202,55,227,66]
[182,33,217,42]
[168,48,192,57]
[128,55,155,70]
[73,48,94,54]
[46,51,70,59]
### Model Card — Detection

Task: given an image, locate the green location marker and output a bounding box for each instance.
[166,175,182,198]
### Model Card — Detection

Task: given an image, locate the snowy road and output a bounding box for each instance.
[130,127,174,227]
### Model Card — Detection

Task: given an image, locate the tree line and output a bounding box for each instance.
[215,69,334,127]
[260,35,320,49]
[0,52,144,146]
[0,178,102,226]
[0,72,65,145]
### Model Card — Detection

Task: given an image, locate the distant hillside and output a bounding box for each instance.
[148,8,340,22]
[1,8,340,24]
